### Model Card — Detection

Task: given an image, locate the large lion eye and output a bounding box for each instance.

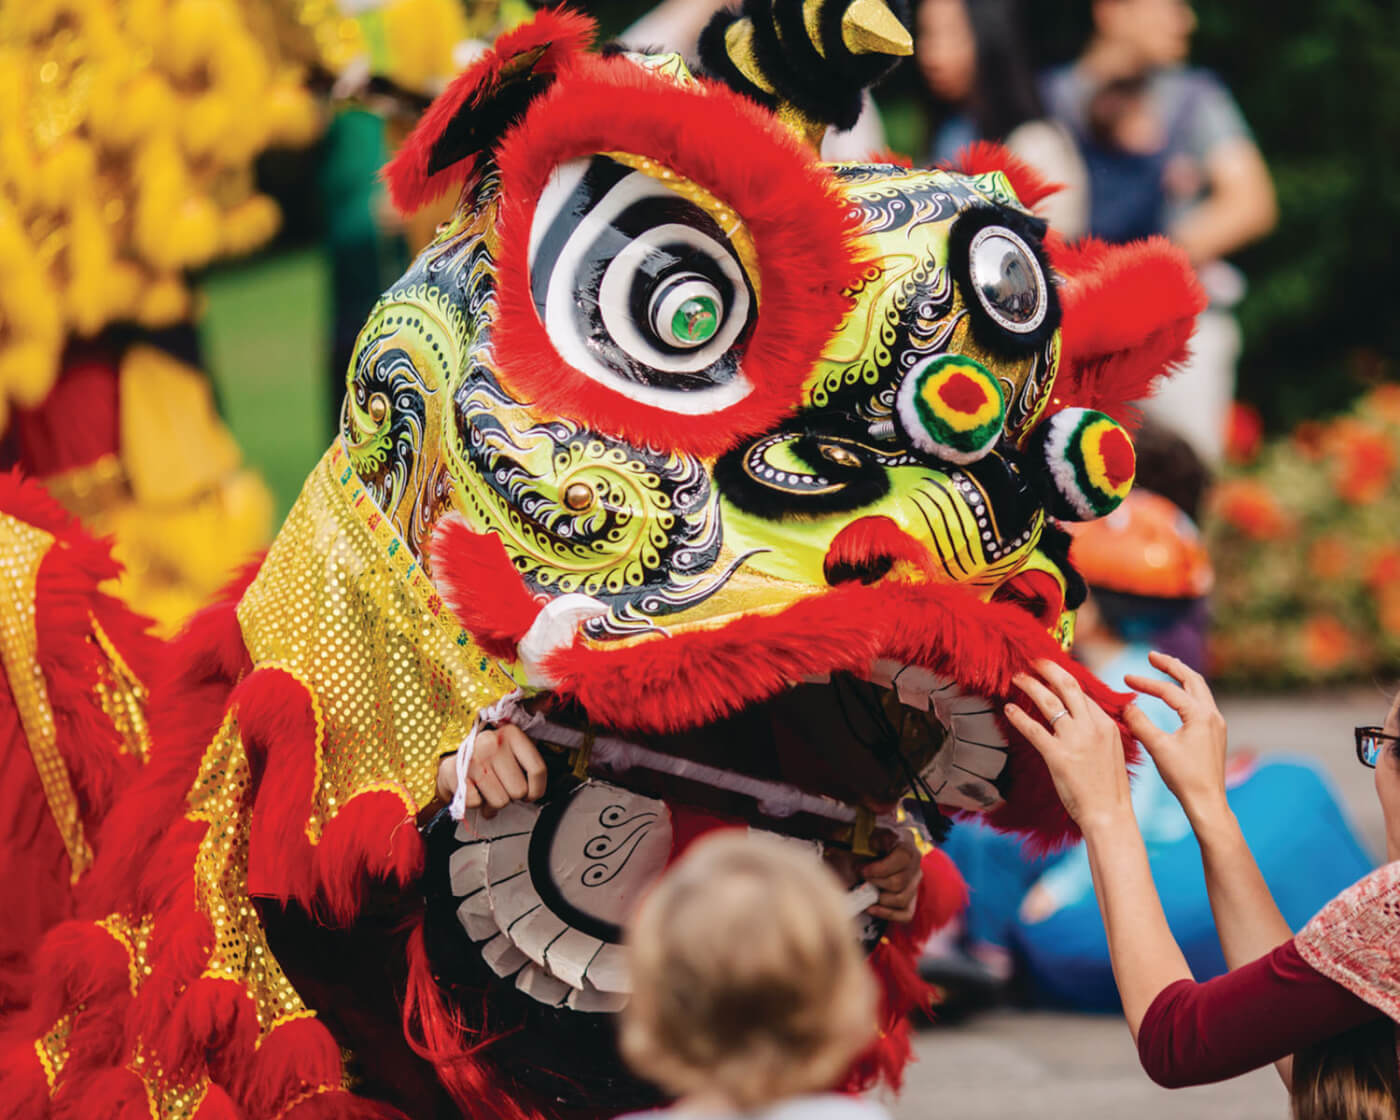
[529,156,756,414]
[967,226,1047,335]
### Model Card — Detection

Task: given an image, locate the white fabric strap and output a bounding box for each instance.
[449,689,530,821]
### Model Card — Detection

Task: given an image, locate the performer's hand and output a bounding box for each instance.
[861,827,922,923]
[436,725,548,818]
[1004,659,1132,833]
[1123,650,1230,824]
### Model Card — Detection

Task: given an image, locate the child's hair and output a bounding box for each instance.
[1291,1018,1400,1120]
[620,831,877,1110]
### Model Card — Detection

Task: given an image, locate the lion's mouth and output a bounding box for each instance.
[530,658,1008,850]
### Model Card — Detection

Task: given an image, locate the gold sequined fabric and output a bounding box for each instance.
[0,513,91,878]
[189,714,311,1032]
[237,442,512,830]
[92,618,152,764]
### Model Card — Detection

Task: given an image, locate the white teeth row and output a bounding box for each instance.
[864,658,1008,813]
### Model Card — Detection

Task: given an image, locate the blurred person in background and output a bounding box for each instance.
[1042,0,1277,466]
[619,831,888,1120]
[1007,657,1400,1117]
[621,0,891,160]
[917,0,1088,237]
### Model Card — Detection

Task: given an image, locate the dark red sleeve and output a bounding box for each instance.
[1137,938,1384,1088]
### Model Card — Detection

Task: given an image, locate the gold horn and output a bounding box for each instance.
[842,0,914,57]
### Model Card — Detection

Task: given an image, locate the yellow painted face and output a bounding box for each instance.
[342,142,1093,814]
[336,26,1160,846]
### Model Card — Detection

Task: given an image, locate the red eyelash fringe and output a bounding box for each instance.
[944,140,1064,211]
[490,54,865,460]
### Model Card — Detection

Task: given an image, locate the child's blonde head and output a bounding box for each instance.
[620,831,877,1110]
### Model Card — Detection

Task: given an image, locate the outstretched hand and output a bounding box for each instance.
[1123,650,1229,822]
[1004,659,1133,832]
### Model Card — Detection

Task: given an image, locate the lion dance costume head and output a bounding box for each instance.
[0,4,1204,1118]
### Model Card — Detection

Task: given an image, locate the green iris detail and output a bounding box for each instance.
[671,296,718,345]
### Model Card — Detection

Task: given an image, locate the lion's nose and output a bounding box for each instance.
[824,516,930,586]
[894,354,1006,465]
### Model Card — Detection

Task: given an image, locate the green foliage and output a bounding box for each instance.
[1189,0,1400,430]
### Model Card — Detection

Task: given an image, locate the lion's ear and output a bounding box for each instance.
[384,8,595,214]
[1048,236,1206,430]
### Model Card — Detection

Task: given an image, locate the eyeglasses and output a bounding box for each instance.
[1356,726,1400,768]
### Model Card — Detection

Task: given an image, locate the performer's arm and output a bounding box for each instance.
[1004,661,1193,1039]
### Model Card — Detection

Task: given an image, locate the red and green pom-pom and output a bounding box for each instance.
[896,355,1006,465]
[1031,407,1136,521]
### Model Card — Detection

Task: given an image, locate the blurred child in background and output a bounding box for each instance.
[620,832,888,1120]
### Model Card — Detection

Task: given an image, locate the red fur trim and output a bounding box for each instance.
[236,669,423,923]
[402,925,546,1120]
[239,669,322,903]
[843,855,967,1092]
[50,1066,150,1120]
[311,790,424,926]
[149,977,259,1089]
[90,574,255,916]
[429,516,540,660]
[384,9,597,213]
[0,470,158,1008]
[909,847,969,938]
[191,1084,241,1120]
[233,1016,344,1119]
[0,1037,49,1119]
[943,141,1061,211]
[1049,236,1207,429]
[25,921,131,1030]
[544,579,1138,845]
[823,516,933,584]
[492,56,862,459]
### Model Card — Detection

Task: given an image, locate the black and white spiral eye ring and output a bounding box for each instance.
[528,155,758,415]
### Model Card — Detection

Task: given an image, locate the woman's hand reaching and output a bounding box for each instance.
[1123,650,1230,826]
[1004,659,1134,835]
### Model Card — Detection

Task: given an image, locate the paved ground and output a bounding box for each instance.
[893,685,1389,1120]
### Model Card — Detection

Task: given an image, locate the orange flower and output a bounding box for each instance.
[1301,616,1354,673]
[1366,545,1400,593]
[1226,401,1264,465]
[1213,479,1293,541]
[1366,383,1400,424]
[1293,421,1327,461]
[1380,588,1400,638]
[1308,535,1353,582]
[1332,423,1395,504]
